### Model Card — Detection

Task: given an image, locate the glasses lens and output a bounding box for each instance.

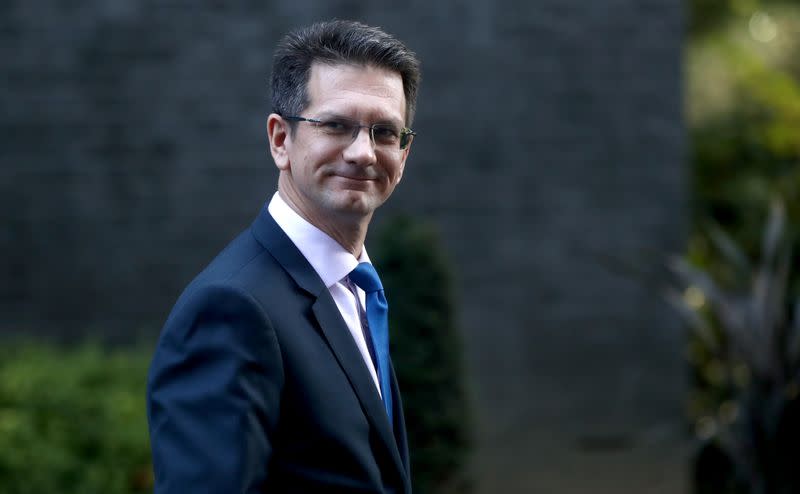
[371,125,401,147]
[316,119,356,137]
[399,131,414,150]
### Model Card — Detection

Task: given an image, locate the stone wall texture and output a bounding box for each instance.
[1,1,687,492]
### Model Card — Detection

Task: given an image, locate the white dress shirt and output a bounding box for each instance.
[267,191,382,396]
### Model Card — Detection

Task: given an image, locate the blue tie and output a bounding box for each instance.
[349,262,393,424]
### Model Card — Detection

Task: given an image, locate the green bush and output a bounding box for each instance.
[668,202,800,493]
[686,1,800,491]
[373,215,473,494]
[687,0,800,400]
[0,343,153,494]
[688,2,800,272]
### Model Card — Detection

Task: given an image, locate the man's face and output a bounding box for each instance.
[270,62,411,225]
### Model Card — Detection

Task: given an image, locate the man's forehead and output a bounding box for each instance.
[306,62,406,119]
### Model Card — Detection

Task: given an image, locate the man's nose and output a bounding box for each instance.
[343,126,377,164]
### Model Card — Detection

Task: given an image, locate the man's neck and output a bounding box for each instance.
[277,189,369,258]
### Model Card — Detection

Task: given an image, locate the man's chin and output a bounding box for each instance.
[328,191,380,217]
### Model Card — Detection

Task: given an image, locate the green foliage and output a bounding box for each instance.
[689,0,786,38]
[689,4,800,264]
[687,1,800,491]
[687,0,800,391]
[668,202,800,493]
[0,343,153,494]
[373,215,472,494]
[690,0,742,38]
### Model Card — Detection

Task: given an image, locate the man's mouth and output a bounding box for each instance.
[331,171,375,182]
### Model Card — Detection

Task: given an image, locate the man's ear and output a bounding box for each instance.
[267,114,290,171]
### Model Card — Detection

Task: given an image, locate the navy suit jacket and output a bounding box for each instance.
[147,206,410,493]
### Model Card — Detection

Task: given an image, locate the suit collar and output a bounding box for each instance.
[251,204,326,297]
[250,206,410,490]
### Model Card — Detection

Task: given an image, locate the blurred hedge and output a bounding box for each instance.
[373,215,473,494]
[0,343,153,493]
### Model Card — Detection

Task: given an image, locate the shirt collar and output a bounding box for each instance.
[267,191,369,288]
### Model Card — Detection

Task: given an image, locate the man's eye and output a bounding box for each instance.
[318,120,351,133]
[373,126,399,141]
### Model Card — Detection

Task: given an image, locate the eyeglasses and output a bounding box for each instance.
[281,115,416,150]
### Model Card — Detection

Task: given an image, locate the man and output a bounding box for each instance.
[147,20,420,493]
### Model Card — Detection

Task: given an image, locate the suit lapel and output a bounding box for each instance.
[251,208,409,489]
[311,296,407,481]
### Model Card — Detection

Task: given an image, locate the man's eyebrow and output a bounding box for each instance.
[315,112,352,120]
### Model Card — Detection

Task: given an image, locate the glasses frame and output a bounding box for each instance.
[281,115,416,150]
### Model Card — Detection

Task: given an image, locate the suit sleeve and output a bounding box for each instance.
[147,284,284,494]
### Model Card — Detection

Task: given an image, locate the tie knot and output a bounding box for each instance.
[349,262,383,293]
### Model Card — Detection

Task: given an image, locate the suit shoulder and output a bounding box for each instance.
[162,223,304,330]
[194,228,273,283]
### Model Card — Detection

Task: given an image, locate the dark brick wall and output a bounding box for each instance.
[1,1,686,491]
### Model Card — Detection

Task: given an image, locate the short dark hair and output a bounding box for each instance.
[271,20,421,126]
